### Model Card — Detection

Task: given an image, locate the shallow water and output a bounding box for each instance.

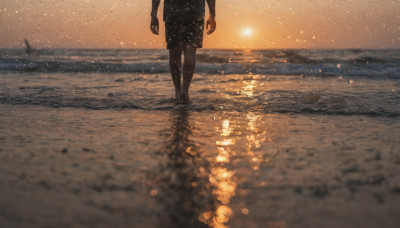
[1,49,400,228]
[1,104,399,228]
[1,72,399,116]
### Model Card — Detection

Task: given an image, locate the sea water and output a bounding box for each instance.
[0,49,399,228]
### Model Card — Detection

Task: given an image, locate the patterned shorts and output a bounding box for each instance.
[165,19,204,49]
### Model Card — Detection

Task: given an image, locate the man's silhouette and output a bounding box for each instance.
[151,0,216,104]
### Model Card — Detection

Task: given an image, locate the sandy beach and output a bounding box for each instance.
[1,102,399,228]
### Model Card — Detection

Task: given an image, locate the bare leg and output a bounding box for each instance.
[181,45,197,104]
[169,47,182,102]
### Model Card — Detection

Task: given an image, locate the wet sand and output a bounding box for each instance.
[1,103,400,228]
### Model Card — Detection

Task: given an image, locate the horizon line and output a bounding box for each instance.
[1,47,400,51]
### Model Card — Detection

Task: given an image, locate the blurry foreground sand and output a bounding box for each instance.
[1,104,400,228]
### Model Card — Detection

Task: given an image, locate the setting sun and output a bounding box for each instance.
[241,27,253,37]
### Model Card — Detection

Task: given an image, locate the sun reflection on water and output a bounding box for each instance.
[209,167,237,205]
[216,147,230,163]
[200,118,237,228]
[246,113,266,171]
[241,80,256,97]
[214,205,234,228]
[216,139,235,146]
[221,119,232,136]
[200,77,270,227]
[240,75,261,98]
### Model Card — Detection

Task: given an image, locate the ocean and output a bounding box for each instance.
[0,49,399,228]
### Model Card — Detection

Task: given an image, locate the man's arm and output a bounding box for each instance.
[206,0,215,18]
[150,0,161,35]
[206,0,216,35]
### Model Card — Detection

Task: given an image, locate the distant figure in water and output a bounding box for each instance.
[24,39,32,54]
[151,0,216,104]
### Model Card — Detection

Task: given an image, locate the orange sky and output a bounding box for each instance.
[0,0,399,49]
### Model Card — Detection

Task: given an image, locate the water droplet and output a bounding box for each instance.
[150,189,158,196]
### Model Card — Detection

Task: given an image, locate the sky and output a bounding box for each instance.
[0,0,399,49]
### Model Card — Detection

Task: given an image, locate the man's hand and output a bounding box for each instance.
[206,17,216,35]
[150,15,159,35]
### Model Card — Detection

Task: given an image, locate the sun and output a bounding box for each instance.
[242,27,253,37]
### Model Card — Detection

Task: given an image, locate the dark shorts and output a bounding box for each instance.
[165,19,204,49]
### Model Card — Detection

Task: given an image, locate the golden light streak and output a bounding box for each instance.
[221,119,232,137]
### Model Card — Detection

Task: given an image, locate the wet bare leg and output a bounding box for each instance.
[181,45,197,104]
[169,47,182,102]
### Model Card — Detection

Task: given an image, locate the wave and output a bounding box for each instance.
[1,49,400,78]
[1,93,398,117]
[1,59,399,78]
[0,94,145,110]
